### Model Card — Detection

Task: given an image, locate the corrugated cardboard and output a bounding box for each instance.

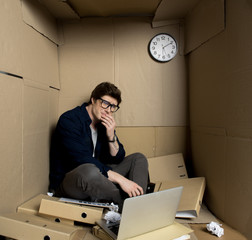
[157,177,206,218]
[189,1,252,237]
[116,127,187,158]
[0,74,23,214]
[23,80,50,199]
[155,127,188,157]
[21,24,59,88]
[36,0,79,20]
[68,0,161,17]
[148,154,188,183]
[57,17,187,127]
[0,212,87,240]
[39,198,103,225]
[0,0,251,239]
[184,0,225,53]
[190,221,247,240]
[21,0,59,44]
[57,18,115,116]
[114,17,187,127]
[49,88,60,130]
[0,0,23,76]
[116,127,156,157]
[152,0,200,27]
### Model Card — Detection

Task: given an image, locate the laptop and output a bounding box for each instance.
[96,186,183,240]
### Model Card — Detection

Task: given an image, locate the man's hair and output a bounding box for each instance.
[88,82,122,105]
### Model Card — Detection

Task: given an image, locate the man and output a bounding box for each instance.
[49,82,149,210]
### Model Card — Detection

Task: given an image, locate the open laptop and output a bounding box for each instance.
[96,186,183,240]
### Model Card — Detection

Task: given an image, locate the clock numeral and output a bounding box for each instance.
[153,41,157,45]
[152,46,155,50]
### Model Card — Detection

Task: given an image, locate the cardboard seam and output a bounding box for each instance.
[23,21,59,46]
[226,135,252,141]
[64,0,80,18]
[185,28,226,55]
[190,126,227,136]
[0,71,23,79]
[21,77,25,204]
[23,78,49,91]
[152,19,182,28]
[191,126,252,140]
[20,0,59,45]
[184,0,226,55]
[49,86,60,91]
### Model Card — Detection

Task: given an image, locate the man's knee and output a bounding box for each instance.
[72,163,102,182]
[130,152,148,167]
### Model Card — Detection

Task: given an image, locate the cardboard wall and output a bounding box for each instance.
[57,16,189,158]
[188,0,252,238]
[1,0,251,239]
[0,0,189,216]
[0,0,59,213]
[57,17,187,127]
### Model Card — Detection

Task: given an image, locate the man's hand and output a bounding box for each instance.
[108,170,144,197]
[101,114,116,141]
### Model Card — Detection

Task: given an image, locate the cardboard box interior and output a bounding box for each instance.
[0,0,251,239]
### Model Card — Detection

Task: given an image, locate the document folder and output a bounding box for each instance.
[18,194,74,225]
[157,177,206,218]
[39,198,103,224]
[0,212,87,240]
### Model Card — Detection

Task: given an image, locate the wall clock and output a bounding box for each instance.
[148,33,178,62]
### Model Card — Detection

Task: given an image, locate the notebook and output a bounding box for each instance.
[96,186,183,240]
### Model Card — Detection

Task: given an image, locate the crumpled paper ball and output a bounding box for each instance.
[206,221,224,237]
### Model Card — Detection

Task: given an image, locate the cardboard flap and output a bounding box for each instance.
[148,153,188,183]
[184,0,225,54]
[21,0,59,44]
[152,0,200,27]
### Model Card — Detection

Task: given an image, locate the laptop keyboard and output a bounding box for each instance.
[108,223,120,235]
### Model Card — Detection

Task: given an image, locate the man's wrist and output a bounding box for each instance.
[108,135,117,142]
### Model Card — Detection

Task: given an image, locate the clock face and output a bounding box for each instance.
[149,33,178,62]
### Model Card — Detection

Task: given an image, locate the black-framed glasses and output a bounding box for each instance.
[99,98,120,113]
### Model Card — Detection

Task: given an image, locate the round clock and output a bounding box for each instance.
[148,33,178,62]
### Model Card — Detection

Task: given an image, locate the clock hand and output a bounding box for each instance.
[162,47,167,56]
[163,42,172,49]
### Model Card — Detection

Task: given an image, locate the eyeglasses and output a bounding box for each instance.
[99,98,120,113]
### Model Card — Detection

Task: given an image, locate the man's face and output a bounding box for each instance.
[91,95,118,121]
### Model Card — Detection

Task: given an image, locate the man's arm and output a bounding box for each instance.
[56,113,112,176]
[101,114,119,156]
[101,113,143,197]
[107,170,144,197]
